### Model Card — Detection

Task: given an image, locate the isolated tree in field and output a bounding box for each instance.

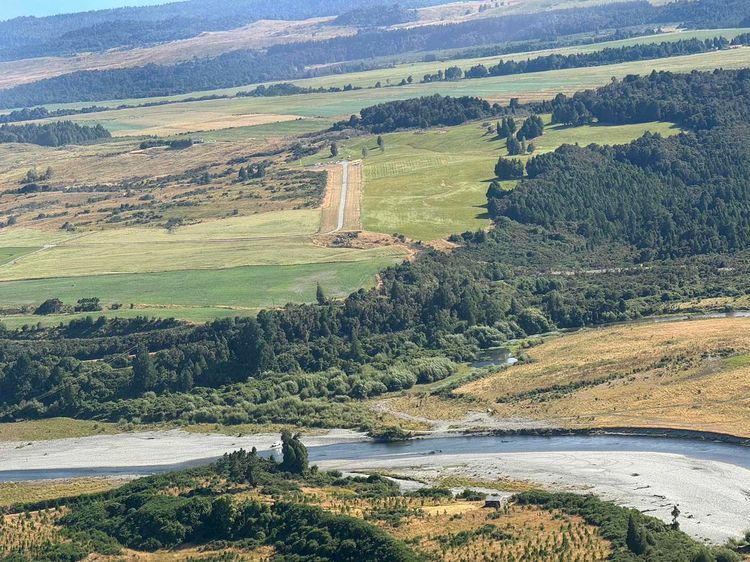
[407,75,413,84]
[280,430,308,474]
[495,156,524,180]
[316,283,327,305]
[362,147,369,159]
[444,66,463,81]
[331,142,339,158]
[506,134,522,156]
[377,135,385,151]
[131,344,157,394]
[35,298,64,315]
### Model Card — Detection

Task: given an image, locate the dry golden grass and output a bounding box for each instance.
[0,478,128,508]
[456,316,750,436]
[0,17,354,89]
[0,418,120,442]
[0,508,67,558]
[293,481,609,560]
[435,475,540,493]
[389,502,610,562]
[0,135,324,231]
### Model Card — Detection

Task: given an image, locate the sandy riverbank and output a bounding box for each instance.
[315,450,750,544]
[0,429,365,471]
[1,428,748,543]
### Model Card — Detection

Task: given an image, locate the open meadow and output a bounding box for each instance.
[27,42,750,118]
[306,118,680,241]
[0,211,407,322]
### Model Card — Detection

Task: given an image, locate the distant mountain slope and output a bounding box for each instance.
[0,0,449,59]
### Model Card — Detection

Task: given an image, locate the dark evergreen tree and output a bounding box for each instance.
[506,134,522,156]
[280,430,308,474]
[131,344,157,394]
[495,156,524,179]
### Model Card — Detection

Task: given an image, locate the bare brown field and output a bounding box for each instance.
[0,18,354,90]
[452,317,750,437]
[318,160,363,234]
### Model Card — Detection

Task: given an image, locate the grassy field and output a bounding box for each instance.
[0,211,404,280]
[306,118,679,241]
[0,211,407,322]
[32,45,750,123]
[0,258,398,312]
[0,418,121,442]
[294,28,750,91]
[0,479,128,508]
[447,316,750,437]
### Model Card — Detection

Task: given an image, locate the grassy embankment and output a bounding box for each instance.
[382,316,750,438]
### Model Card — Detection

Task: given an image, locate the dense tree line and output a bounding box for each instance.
[458,37,736,81]
[0,121,110,146]
[546,68,750,129]
[336,95,503,133]
[490,69,750,260]
[0,0,722,108]
[490,130,750,260]
[237,82,360,98]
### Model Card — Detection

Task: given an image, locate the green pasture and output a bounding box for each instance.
[33,29,750,116]
[0,210,407,322]
[0,257,401,323]
[36,47,750,138]
[0,247,39,266]
[0,210,404,281]
[310,118,680,241]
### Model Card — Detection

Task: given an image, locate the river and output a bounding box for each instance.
[2,432,749,481]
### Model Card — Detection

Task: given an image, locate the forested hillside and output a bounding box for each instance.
[0,0,447,59]
[489,69,750,260]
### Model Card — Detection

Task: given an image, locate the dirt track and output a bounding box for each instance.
[319,160,362,234]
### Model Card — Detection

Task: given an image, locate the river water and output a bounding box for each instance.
[2,433,749,482]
